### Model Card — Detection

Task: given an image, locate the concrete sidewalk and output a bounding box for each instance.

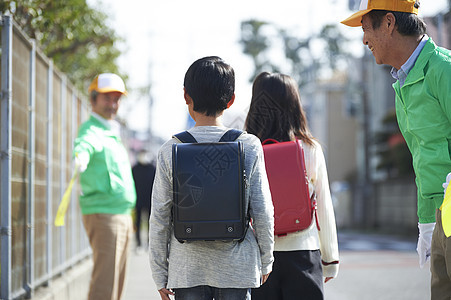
[123,248,161,300]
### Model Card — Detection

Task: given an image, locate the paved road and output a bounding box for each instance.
[124,231,431,300]
[324,250,430,300]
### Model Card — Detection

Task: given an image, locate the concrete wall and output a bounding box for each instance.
[325,88,359,184]
[306,75,359,184]
[372,179,418,233]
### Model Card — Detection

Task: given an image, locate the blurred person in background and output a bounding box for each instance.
[74,73,136,300]
[132,149,156,252]
[342,1,451,298]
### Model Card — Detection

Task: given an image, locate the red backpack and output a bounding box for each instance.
[262,139,320,236]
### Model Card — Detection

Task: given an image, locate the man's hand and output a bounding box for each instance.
[158,288,174,300]
[74,152,89,173]
[443,172,451,195]
[416,222,435,268]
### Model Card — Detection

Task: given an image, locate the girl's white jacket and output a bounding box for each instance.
[274,139,339,278]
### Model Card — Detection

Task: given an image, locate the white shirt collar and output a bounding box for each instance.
[91,112,121,136]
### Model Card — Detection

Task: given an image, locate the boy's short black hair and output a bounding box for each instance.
[183,56,235,116]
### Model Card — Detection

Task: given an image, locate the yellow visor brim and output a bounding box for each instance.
[341,9,372,27]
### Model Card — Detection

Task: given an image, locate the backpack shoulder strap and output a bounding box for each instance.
[219,129,244,142]
[173,131,197,143]
[297,139,321,231]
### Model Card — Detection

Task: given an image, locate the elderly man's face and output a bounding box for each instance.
[91,91,122,120]
[361,14,390,65]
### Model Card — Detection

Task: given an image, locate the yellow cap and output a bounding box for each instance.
[341,0,419,27]
[88,73,127,95]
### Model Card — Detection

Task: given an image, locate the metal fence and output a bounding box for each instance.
[1,15,91,299]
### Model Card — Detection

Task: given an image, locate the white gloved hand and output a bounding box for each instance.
[74,152,90,173]
[442,172,451,196]
[416,222,435,268]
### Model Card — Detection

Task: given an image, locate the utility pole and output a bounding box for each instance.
[354,48,372,228]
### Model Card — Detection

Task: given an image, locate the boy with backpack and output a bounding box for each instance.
[149,56,274,300]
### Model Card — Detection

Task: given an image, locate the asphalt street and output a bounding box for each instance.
[123,231,430,300]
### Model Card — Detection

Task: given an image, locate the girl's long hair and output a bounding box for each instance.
[245,72,314,145]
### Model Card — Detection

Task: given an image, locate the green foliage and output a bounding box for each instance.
[318,24,347,70]
[1,0,125,93]
[278,29,315,86]
[239,20,350,85]
[240,20,269,58]
[239,20,271,82]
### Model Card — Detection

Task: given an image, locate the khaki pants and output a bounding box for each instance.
[83,214,133,300]
[431,209,451,300]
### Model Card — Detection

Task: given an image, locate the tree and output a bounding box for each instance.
[279,29,313,86]
[239,20,350,86]
[0,0,125,93]
[239,20,273,82]
[318,24,348,71]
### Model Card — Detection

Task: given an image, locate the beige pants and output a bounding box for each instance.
[431,209,451,300]
[83,214,133,300]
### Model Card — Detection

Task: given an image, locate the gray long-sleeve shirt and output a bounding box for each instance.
[149,126,274,290]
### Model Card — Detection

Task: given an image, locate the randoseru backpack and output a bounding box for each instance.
[262,139,320,236]
[172,129,249,243]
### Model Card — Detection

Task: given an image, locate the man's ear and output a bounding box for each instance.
[385,13,396,34]
[226,94,235,109]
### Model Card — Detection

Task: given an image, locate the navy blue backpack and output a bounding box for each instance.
[171,129,249,243]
